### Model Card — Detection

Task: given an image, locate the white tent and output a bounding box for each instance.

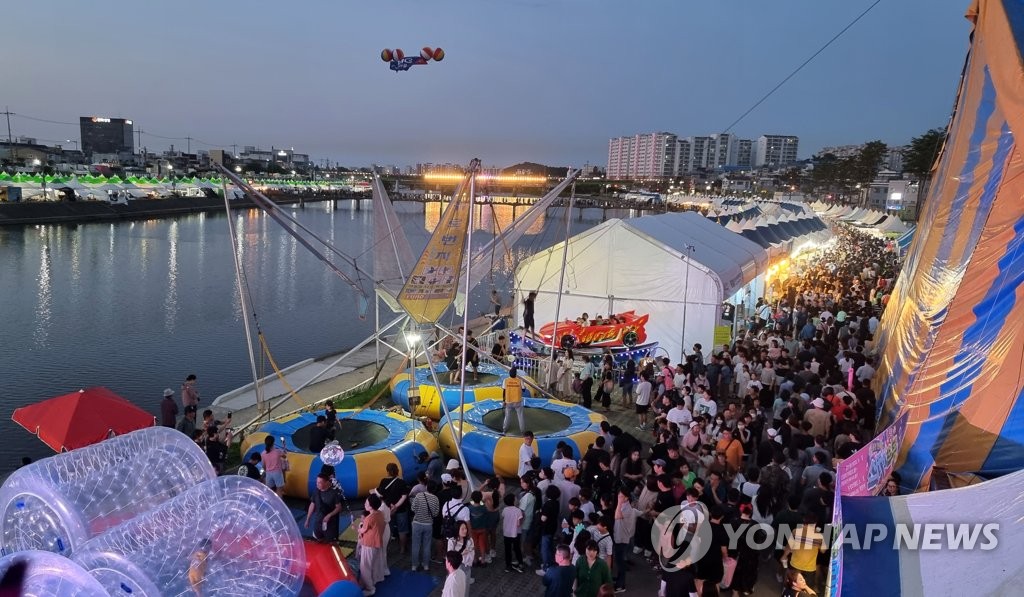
[515,211,767,362]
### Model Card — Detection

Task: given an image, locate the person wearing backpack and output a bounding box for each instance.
[442,486,470,543]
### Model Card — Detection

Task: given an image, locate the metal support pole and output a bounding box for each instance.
[223,181,264,415]
[680,244,695,363]
[457,161,480,444]
[548,181,575,377]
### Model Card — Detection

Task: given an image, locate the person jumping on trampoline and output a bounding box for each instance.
[502,367,526,434]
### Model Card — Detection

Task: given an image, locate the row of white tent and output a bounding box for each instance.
[810,201,910,235]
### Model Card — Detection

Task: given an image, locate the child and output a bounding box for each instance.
[188,539,212,596]
[500,493,525,573]
[468,491,490,565]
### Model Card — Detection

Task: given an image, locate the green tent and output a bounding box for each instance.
[0,172,12,181]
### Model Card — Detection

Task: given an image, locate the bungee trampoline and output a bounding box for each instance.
[437,398,604,478]
[389,361,534,420]
[242,409,438,499]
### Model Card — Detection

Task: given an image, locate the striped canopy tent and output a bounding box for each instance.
[874,0,1024,491]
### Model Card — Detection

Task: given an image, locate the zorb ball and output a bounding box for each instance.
[320,441,346,466]
[420,47,434,60]
[73,476,306,597]
[0,426,215,556]
[0,550,109,597]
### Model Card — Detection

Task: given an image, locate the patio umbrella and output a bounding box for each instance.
[12,387,156,452]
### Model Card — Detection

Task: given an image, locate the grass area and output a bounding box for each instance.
[332,382,389,410]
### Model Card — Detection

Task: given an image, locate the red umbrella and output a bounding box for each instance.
[12,387,156,452]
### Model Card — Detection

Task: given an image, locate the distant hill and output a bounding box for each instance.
[501,162,570,177]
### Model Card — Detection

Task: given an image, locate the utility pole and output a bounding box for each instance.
[231,144,238,158]
[3,107,15,163]
[186,136,192,155]
[135,126,144,153]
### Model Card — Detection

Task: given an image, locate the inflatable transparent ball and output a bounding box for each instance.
[320,441,346,466]
[0,426,215,556]
[0,550,109,597]
[72,475,306,597]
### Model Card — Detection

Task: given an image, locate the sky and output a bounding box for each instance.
[3,0,970,168]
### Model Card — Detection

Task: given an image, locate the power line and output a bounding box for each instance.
[722,0,884,134]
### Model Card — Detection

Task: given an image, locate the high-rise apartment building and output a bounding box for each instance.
[755,135,799,168]
[736,139,754,169]
[708,133,739,169]
[607,132,677,179]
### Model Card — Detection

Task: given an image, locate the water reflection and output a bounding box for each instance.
[164,221,179,332]
[34,229,52,348]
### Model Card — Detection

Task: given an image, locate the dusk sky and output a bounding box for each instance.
[5,0,968,168]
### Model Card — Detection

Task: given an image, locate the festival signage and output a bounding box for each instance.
[836,410,909,497]
[713,325,732,349]
[398,177,472,323]
[826,410,909,597]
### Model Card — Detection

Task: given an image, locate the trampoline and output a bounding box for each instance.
[242,409,438,499]
[437,398,604,478]
[389,361,534,420]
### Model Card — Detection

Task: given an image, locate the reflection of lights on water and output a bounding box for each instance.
[34,230,53,348]
[164,221,179,332]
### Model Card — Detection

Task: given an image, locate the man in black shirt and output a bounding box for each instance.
[309,416,330,454]
[306,473,343,542]
[237,452,262,481]
[376,463,411,553]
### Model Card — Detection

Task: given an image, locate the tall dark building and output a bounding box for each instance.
[79,116,134,155]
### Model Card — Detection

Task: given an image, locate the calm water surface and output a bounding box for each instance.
[0,199,629,471]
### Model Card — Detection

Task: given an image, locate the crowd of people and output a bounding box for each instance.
[159,225,904,597]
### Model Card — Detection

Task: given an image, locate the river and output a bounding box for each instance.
[0,199,638,472]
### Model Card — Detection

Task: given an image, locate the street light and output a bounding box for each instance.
[65,139,78,151]
[234,165,242,173]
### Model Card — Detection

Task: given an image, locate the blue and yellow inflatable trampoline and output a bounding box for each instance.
[242,409,438,499]
[389,362,535,420]
[437,398,604,478]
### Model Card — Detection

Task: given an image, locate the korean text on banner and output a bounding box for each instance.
[713,325,732,349]
[398,182,472,323]
[836,411,909,497]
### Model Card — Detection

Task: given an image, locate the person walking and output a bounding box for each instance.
[574,540,612,597]
[543,544,575,597]
[502,368,526,434]
[160,388,178,428]
[305,473,343,543]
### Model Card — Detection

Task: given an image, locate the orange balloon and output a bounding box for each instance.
[381,48,393,62]
[394,48,405,60]
[420,47,434,60]
[432,47,445,62]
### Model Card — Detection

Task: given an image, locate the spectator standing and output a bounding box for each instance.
[160,388,178,428]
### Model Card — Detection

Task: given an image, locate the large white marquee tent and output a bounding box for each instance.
[515,211,768,361]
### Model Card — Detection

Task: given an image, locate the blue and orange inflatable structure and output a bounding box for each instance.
[389,362,534,420]
[437,397,604,478]
[242,409,438,499]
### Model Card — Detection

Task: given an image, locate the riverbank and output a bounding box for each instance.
[0,191,368,226]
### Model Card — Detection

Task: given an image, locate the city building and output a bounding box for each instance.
[80,116,134,156]
[686,136,712,172]
[886,145,906,172]
[736,139,754,169]
[755,135,799,167]
[708,133,738,170]
[607,132,677,179]
[818,144,864,159]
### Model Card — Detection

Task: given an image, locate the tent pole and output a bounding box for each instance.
[424,329,475,492]
[680,244,695,363]
[458,163,479,445]
[548,181,575,380]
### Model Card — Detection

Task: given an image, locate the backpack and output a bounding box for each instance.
[572,377,583,393]
[442,503,467,539]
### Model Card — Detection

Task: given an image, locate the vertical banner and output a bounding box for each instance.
[713,325,732,349]
[826,410,909,597]
[398,176,472,323]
